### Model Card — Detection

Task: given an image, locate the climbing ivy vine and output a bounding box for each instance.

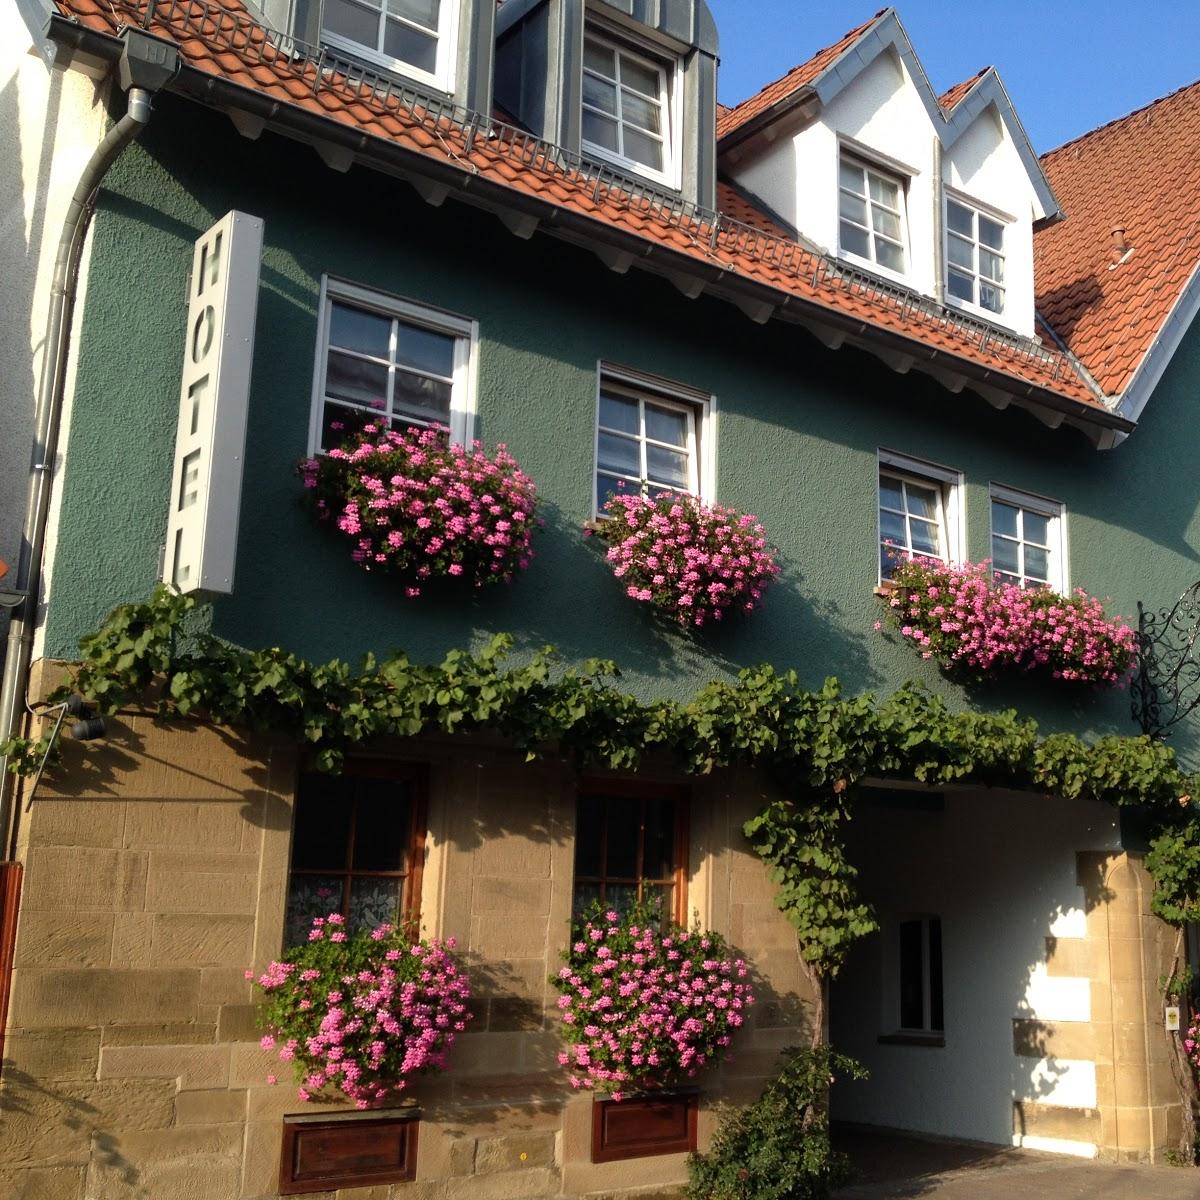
[5,586,1200,977]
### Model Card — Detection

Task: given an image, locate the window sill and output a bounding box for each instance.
[319,34,454,97]
[877,1032,945,1048]
[581,149,682,195]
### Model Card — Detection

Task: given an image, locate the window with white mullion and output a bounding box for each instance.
[318,295,459,451]
[596,384,697,514]
[321,0,453,89]
[582,33,672,180]
[839,154,907,274]
[946,198,1006,315]
[990,490,1064,591]
[879,469,948,580]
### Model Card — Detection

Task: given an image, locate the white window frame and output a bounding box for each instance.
[581,25,682,190]
[877,450,965,583]
[890,914,944,1036]
[838,149,911,283]
[593,363,716,519]
[308,276,478,456]
[989,483,1068,592]
[321,0,459,94]
[944,192,1009,319]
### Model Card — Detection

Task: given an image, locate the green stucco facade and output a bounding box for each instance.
[46,95,1200,757]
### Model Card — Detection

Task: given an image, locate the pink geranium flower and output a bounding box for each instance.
[250,913,472,1108]
[299,422,538,596]
[877,552,1135,688]
[593,490,779,629]
[551,904,753,1096]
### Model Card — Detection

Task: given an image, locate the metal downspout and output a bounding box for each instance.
[0,34,176,855]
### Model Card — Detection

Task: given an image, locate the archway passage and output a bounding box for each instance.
[831,785,1184,1163]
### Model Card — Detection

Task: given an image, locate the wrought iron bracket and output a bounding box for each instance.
[1132,582,1200,738]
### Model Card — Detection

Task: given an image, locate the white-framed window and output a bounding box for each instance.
[898,915,944,1035]
[582,30,679,187]
[594,365,714,517]
[308,277,477,454]
[946,196,1006,315]
[839,152,908,276]
[989,485,1066,592]
[877,451,964,581]
[321,0,458,93]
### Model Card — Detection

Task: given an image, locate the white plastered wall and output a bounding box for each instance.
[0,17,110,655]
[727,46,1041,337]
[944,108,1037,336]
[831,787,1120,1152]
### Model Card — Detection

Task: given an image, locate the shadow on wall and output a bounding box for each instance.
[0,1059,140,1190]
[830,786,1123,1152]
[0,69,45,674]
[473,501,883,692]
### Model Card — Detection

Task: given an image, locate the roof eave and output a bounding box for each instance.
[717,85,820,154]
[1114,257,1200,425]
[42,17,1132,447]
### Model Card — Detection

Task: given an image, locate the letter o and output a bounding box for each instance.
[191,306,216,363]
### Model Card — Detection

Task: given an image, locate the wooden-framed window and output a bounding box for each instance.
[572,781,688,924]
[285,764,426,947]
[308,277,477,454]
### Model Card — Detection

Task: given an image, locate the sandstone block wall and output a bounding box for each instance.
[0,712,814,1199]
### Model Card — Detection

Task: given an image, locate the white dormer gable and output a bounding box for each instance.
[720,9,1060,340]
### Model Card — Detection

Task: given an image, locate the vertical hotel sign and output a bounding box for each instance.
[163,211,263,595]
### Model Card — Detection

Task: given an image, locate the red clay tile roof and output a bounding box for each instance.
[714,180,794,240]
[939,68,989,112]
[1036,79,1200,396]
[50,0,1110,419]
[717,10,888,141]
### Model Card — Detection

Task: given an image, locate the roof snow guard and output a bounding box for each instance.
[38,0,1128,443]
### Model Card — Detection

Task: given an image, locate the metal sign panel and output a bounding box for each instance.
[163,210,263,595]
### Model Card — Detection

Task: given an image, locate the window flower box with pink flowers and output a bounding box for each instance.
[250,914,472,1109]
[877,554,1137,687]
[551,904,754,1102]
[591,490,779,629]
[299,422,538,596]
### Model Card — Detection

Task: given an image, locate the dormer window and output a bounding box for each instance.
[838,153,907,276]
[946,198,1006,315]
[582,31,677,187]
[321,0,457,92]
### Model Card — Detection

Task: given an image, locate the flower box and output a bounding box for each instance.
[591,1090,698,1163]
[251,916,471,1108]
[592,490,778,628]
[877,555,1136,686]
[279,1107,418,1194]
[299,423,537,595]
[552,905,753,1095]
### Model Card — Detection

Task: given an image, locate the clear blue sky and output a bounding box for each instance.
[709,1,1200,152]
